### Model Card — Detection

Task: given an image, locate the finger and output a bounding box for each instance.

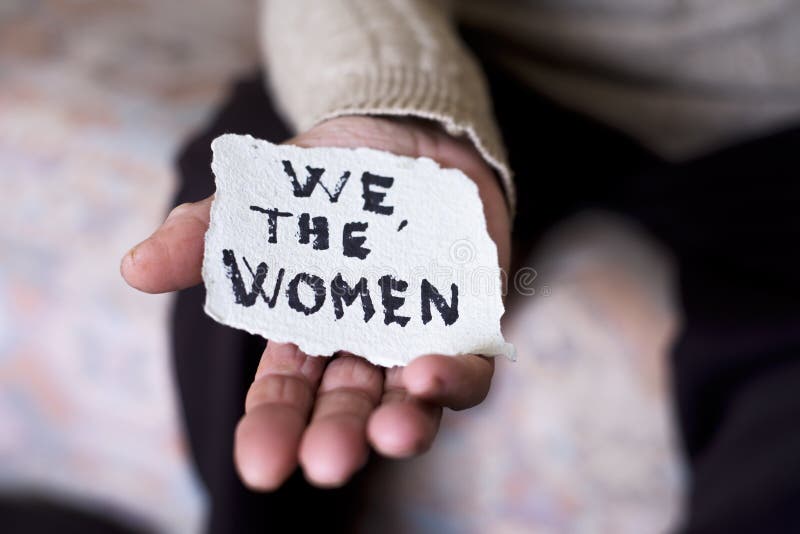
[402,354,494,411]
[367,367,442,458]
[120,196,212,293]
[235,342,326,491]
[299,355,383,487]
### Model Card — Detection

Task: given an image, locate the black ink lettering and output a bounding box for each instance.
[361,172,394,215]
[421,279,459,325]
[282,160,350,202]
[397,220,408,232]
[250,206,292,243]
[287,272,326,315]
[342,221,370,259]
[298,213,330,250]
[330,273,375,322]
[241,256,285,308]
[378,275,410,326]
[222,249,284,307]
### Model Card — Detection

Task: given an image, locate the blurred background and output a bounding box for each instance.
[1,1,684,532]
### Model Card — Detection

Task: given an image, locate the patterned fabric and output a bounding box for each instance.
[0,1,258,532]
[359,214,685,533]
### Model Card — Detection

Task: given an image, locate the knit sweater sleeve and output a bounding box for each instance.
[260,0,514,208]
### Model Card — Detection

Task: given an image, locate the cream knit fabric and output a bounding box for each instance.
[261,0,800,209]
[261,0,513,206]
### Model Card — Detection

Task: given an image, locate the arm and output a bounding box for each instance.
[121,1,512,490]
[262,0,514,207]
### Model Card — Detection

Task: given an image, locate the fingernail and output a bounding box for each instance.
[120,240,148,276]
[120,244,137,273]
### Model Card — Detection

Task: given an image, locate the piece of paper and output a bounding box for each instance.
[202,134,515,367]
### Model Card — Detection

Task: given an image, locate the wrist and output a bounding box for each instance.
[299,115,496,191]
[290,115,511,270]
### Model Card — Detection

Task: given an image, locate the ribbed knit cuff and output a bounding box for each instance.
[297,65,516,214]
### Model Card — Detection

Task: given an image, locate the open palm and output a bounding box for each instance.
[121,116,510,489]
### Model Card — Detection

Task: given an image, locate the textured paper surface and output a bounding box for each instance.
[203,134,514,367]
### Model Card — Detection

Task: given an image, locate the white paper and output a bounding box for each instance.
[202,134,514,367]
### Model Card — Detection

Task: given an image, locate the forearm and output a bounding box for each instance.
[260,0,514,210]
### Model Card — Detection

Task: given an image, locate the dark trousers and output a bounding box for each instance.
[171,66,800,533]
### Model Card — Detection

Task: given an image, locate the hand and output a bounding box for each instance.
[121,116,511,489]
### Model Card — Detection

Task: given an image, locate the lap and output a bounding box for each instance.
[487,62,800,533]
